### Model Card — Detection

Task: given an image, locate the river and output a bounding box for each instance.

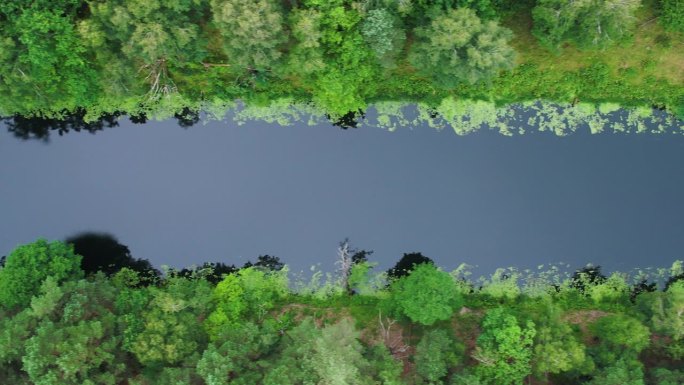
[1,105,683,279]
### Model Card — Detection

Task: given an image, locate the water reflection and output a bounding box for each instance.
[3,101,683,140]
[2,109,121,141]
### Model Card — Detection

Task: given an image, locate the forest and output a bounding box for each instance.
[0,0,683,125]
[0,236,683,385]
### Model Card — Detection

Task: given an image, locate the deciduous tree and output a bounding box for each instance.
[21,276,127,385]
[389,263,463,325]
[205,267,288,338]
[473,308,535,385]
[360,8,406,68]
[0,239,82,310]
[660,0,684,33]
[209,0,286,71]
[414,329,463,384]
[532,301,588,380]
[532,0,641,51]
[409,7,516,87]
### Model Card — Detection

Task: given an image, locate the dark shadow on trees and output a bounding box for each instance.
[170,262,238,285]
[243,254,285,272]
[386,252,434,281]
[570,265,607,294]
[128,112,148,124]
[3,109,121,141]
[630,278,657,302]
[327,109,365,129]
[65,232,160,285]
[174,107,200,128]
[665,272,684,291]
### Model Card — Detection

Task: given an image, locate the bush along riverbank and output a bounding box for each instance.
[0,239,683,384]
[1,0,683,124]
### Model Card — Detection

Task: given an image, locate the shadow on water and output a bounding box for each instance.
[3,103,683,140]
[327,109,365,129]
[1,107,203,141]
[2,109,122,141]
[1,107,370,141]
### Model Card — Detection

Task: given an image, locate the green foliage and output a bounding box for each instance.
[587,272,631,306]
[0,0,82,17]
[197,322,279,385]
[0,239,82,310]
[21,276,126,385]
[590,314,650,353]
[261,318,319,385]
[284,3,379,117]
[449,371,485,385]
[409,8,516,87]
[456,0,498,19]
[0,0,679,126]
[660,0,684,33]
[209,0,286,71]
[81,0,207,107]
[0,239,683,384]
[0,308,34,382]
[532,301,588,379]
[389,263,463,325]
[532,0,642,51]
[120,277,212,367]
[311,318,372,385]
[205,267,288,338]
[85,0,206,64]
[643,281,684,358]
[363,344,405,385]
[478,268,521,300]
[474,308,536,385]
[0,8,98,116]
[127,366,202,385]
[651,367,684,385]
[414,329,463,384]
[348,262,386,296]
[360,8,406,68]
[588,357,645,385]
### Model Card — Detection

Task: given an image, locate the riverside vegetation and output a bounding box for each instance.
[1,0,683,132]
[0,238,683,385]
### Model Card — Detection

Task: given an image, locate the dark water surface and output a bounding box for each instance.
[2,117,683,277]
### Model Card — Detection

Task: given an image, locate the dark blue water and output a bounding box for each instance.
[2,109,683,279]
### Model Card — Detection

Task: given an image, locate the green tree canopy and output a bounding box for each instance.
[209,0,286,71]
[197,321,279,385]
[532,0,642,51]
[117,277,213,367]
[532,301,588,380]
[389,263,463,325]
[0,239,82,310]
[311,319,372,385]
[473,308,536,385]
[409,7,516,87]
[205,267,288,338]
[262,318,321,385]
[283,1,379,118]
[587,357,645,385]
[360,8,406,69]
[414,329,463,384]
[660,0,684,33]
[0,8,98,116]
[21,276,127,385]
[590,314,650,353]
[80,0,207,104]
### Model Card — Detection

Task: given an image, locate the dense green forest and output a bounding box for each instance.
[1,237,683,385]
[1,0,683,125]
